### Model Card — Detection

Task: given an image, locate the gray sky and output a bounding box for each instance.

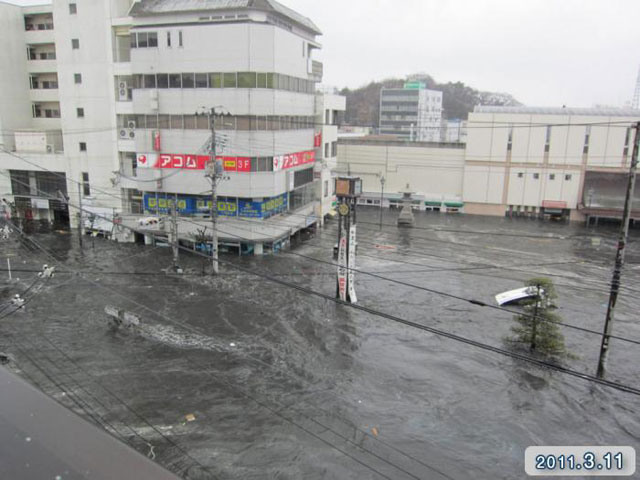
[10,0,640,107]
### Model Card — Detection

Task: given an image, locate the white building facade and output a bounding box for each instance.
[0,0,327,253]
[463,106,640,220]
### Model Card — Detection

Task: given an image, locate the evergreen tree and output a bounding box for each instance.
[508,278,567,356]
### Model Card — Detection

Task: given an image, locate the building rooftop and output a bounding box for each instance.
[475,106,640,117]
[129,0,321,34]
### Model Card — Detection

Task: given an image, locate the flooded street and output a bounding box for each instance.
[1,210,639,480]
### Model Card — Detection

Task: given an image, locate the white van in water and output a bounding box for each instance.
[495,286,545,306]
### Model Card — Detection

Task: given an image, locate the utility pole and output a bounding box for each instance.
[198,106,228,275]
[597,121,640,378]
[77,182,83,249]
[170,202,181,273]
[379,175,385,230]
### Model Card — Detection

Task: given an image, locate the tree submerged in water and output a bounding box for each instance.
[507,277,568,357]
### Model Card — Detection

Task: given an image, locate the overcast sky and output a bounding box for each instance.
[9,0,640,107]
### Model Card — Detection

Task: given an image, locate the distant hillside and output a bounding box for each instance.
[338,74,521,127]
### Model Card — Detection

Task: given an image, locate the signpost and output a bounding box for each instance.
[335,177,361,304]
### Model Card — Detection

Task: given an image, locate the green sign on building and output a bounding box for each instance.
[404,81,426,90]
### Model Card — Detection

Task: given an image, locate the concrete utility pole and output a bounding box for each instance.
[198,106,228,275]
[597,121,640,378]
[169,202,181,273]
[77,182,83,249]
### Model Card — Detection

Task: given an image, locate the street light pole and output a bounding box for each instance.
[379,175,385,230]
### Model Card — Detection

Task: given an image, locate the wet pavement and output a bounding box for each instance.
[0,209,639,479]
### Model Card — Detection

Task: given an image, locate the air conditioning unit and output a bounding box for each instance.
[46,144,53,153]
[127,120,136,129]
[119,128,135,139]
[118,81,129,101]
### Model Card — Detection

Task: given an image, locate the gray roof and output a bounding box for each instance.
[129,0,321,34]
[474,105,640,117]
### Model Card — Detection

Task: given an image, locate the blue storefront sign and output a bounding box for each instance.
[143,193,288,219]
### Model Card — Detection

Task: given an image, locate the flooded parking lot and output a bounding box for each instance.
[1,209,639,479]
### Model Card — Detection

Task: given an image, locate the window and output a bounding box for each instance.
[237,72,256,88]
[323,180,328,197]
[82,172,90,196]
[71,38,79,49]
[209,73,222,88]
[158,115,170,129]
[544,126,551,153]
[137,32,148,48]
[549,174,555,180]
[76,107,84,118]
[156,73,168,88]
[130,33,137,48]
[565,174,572,181]
[324,143,329,157]
[69,3,77,14]
[167,31,171,47]
[170,115,183,129]
[195,73,208,88]
[331,141,338,157]
[146,114,158,129]
[583,125,591,154]
[507,125,513,151]
[148,32,158,47]
[517,172,524,178]
[266,73,274,89]
[533,173,539,180]
[178,30,183,47]
[183,115,197,129]
[143,74,156,88]
[223,72,237,88]
[74,73,82,84]
[325,110,330,125]
[169,73,181,88]
[302,41,305,57]
[257,73,267,88]
[79,142,87,152]
[181,73,194,88]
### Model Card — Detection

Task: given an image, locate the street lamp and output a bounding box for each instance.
[379,175,386,230]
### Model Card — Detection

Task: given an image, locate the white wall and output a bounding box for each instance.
[338,141,464,200]
[0,3,34,149]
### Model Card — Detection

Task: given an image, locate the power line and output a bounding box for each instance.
[8,221,450,480]
[9,195,640,397]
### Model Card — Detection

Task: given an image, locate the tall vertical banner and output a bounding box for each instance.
[337,227,348,301]
[347,224,357,303]
[152,130,161,151]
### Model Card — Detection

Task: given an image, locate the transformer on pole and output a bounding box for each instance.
[335,176,362,304]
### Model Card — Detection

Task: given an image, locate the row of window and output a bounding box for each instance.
[130,31,182,49]
[131,72,315,94]
[507,125,634,155]
[516,172,573,181]
[118,114,316,131]
[32,105,60,118]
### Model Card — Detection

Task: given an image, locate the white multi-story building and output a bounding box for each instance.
[379,82,442,142]
[314,90,345,224]
[463,106,640,220]
[0,0,327,254]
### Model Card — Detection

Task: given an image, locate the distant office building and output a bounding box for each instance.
[379,82,442,142]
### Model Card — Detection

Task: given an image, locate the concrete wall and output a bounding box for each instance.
[337,140,464,201]
[463,110,640,213]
